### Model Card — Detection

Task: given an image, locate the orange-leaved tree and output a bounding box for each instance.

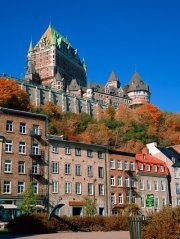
[0,77,30,111]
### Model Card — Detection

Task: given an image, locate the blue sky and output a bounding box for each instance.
[0,0,179,112]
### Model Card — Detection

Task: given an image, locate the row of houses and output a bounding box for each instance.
[0,107,179,216]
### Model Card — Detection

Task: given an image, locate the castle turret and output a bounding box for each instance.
[106,70,120,88]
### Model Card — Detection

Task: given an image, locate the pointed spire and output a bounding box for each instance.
[87,80,91,89]
[108,70,118,82]
[28,40,33,52]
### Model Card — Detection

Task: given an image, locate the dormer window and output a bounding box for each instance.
[171,157,176,164]
[106,89,110,94]
[160,166,164,172]
[139,163,144,170]
[146,164,150,171]
[154,165,158,172]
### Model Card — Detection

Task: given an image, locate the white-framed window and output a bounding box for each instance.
[161,180,166,191]
[177,198,180,205]
[111,176,116,186]
[118,193,123,204]
[76,182,82,194]
[160,166,164,172]
[5,140,13,152]
[175,183,180,194]
[174,168,179,179]
[140,179,144,190]
[19,141,26,154]
[32,182,38,194]
[147,180,151,190]
[75,148,81,156]
[65,146,71,155]
[32,162,38,174]
[3,181,11,194]
[32,125,40,135]
[131,177,135,188]
[162,198,166,206]
[146,164,150,171]
[32,143,39,155]
[111,193,116,204]
[65,163,71,175]
[6,120,13,132]
[132,193,136,203]
[75,164,81,176]
[139,163,144,170]
[130,162,135,171]
[18,181,25,194]
[110,159,115,169]
[99,184,104,196]
[154,180,158,191]
[125,176,129,187]
[124,161,129,170]
[19,122,26,134]
[140,195,145,208]
[4,160,12,173]
[117,160,122,170]
[65,182,72,194]
[18,161,25,174]
[52,181,59,193]
[126,192,130,203]
[52,162,59,173]
[155,197,159,209]
[52,145,58,153]
[87,165,93,177]
[118,176,122,187]
[88,183,94,195]
[87,149,93,157]
[98,167,104,178]
[98,151,104,159]
[154,165,158,172]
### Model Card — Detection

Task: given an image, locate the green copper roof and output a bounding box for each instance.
[50,25,70,46]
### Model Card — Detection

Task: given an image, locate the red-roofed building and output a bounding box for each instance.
[135,148,169,215]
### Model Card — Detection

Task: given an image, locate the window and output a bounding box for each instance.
[118,193,123,204]
[154,180,158,191]
[155,197,159,209]
[19,122,26,134]
[6,121,13,132]
[161,180,166,191]
[177,198,180,206]
[125,176,129,187]
[98,151,104,159]
[32,162,38,174]
[75,164,81,176]
[65,182,71,194]
[146,164,150,171]
[139,163,144,170]
[98,167,104,178]
[131,177,135,188]
[117,160,122,170]
[5,140,13,152]
[124,161,129,170]
[174,168,179,179]
[87,165,93,177]
[162,198,166,206]
[140,195,145,208]
[176,183,180,194]
[87,149,93,157]
[160,166,164,172]
[3,181,11,194]
[147,180,151,190]
[65,164,71,175]
[111,176,116,186]
[18,161,25,174]
[75,148,81,156]
[32,182,38,194]
[65,146,71,155]
[18,182,25,194]
[132,193,136,203]
[4,160,12,173]
[110,159,115,169]
[32,125,40,135]
[19,141,26,154]
[154,165,158,172]
[130,162,135,171]
[118,176,122,187]
[99,184,104,196]
[52,181,59,193]
[126,192,130,204]
[88,183,94,195]
[140,179,144,190]
[52,145,58,153]
[32,143,39,155]
[111,193,116,204]
[76,182,82,194]
[52,162,59,173]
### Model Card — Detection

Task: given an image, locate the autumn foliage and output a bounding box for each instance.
[0,77,30,111]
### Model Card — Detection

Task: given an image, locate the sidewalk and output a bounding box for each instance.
[0,231,130,239]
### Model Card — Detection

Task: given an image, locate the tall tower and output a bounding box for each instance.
[26,25,87,90]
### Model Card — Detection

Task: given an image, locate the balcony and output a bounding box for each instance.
[29,150,44,160]
[30,129,42,138]
[29,168,44,177]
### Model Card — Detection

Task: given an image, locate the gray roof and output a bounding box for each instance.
[158,146,180,167]
[108,70,119,82]
[127,72,149,92]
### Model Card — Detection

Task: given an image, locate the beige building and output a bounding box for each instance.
[48,136,110,216]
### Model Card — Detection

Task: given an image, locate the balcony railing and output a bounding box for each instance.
[29,168,44,176]
[29,150,44,160]
[30,129,42,138]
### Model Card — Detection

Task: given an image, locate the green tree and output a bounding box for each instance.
[83,197,97,216]
[20,185,38,215]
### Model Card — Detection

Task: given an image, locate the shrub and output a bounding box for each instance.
[142,206,180,239]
